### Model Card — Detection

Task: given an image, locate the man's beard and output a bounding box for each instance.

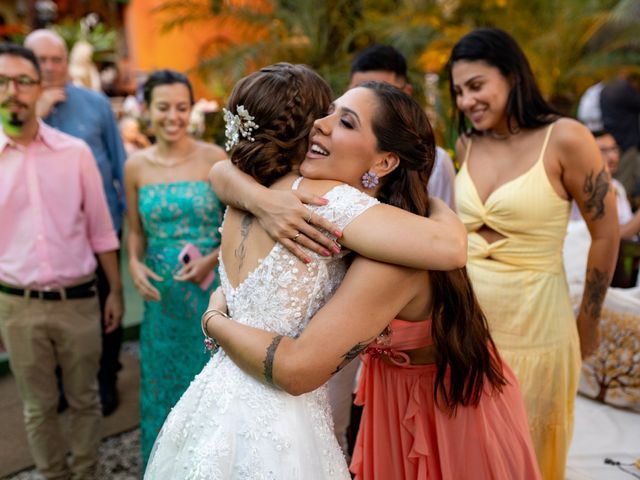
[1,100,27,126]
[7,111,23,126]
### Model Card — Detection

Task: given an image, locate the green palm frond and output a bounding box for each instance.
[153,0,640,136]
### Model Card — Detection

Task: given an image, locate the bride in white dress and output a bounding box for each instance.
[144,64,466,479]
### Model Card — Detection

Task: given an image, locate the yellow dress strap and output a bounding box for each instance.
[537,123,555,162]
[462,136,473,165]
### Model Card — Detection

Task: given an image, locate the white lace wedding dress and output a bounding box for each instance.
[144,179,379,479]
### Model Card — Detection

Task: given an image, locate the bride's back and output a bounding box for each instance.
[219,174,379,337]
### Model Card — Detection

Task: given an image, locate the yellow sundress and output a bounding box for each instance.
[455,124,582,480]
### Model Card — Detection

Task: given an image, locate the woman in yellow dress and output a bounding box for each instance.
[449,28,619,479]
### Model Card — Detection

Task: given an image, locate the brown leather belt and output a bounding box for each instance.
[0,279,96,300]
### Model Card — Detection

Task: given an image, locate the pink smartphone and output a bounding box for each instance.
[177,243,216,291]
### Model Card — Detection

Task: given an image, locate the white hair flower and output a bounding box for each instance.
[223,105,259,151]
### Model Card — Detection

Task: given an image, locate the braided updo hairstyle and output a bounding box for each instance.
[226,63,332,186]
[361,81,506,412]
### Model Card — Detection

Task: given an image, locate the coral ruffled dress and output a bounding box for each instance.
[350,319,541,480]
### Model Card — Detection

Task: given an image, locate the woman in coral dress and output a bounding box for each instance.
[449,28,619,478]
[351,318,539,480]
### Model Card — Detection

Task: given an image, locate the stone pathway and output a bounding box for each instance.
[6,428,141,480]
[3,341,142,480]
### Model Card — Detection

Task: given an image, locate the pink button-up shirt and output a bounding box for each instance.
[0,121,119,288]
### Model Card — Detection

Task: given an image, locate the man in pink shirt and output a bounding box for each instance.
[0,43,123,479]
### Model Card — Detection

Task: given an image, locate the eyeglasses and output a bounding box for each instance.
[599,146,620,155]
[0,75,40,92]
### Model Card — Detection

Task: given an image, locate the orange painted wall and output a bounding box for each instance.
[125,0,267,100]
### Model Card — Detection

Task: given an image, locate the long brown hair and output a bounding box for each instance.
[226,63,332,186]
[447,28,560,136]
[361,81,507,412]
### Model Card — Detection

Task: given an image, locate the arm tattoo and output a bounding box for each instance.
[582,165,610,221]
[263,334,284,385]
[583,267,608,319]
[234,214,253,272]
[331,340,370,375]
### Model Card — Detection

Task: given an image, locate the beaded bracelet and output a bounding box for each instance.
[200,308,229,356]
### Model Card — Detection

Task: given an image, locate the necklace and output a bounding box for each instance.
[486,129,510,140]
[148,142,197,168]
[486,126,521,140]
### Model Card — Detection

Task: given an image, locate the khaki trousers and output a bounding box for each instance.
[0,290,102,480]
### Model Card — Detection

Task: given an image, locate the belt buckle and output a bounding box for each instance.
[38,286,53,301]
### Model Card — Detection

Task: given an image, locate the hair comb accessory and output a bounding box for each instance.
[361,171,379,189]
[223,105,260,151]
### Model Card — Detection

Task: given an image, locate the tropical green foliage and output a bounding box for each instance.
[52,19,119,63]
[157,0,640,143]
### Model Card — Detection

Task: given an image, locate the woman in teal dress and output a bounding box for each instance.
[123,70,227,464]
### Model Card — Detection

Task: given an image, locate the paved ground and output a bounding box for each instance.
[2,343,142,480]
[6,429,142,480]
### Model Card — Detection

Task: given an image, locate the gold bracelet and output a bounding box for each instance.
[200,308,230,336]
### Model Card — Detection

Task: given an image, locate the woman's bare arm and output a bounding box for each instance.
[124,155,163,301]
[209,160,341,260]
[557,119,620,358]
[620,210,640,240]
[340,198,467,270]
[205,257,423,395]
[210,160,467,270]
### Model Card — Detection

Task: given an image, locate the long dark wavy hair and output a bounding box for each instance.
[361,81,507,412]
[226,63,332,186]
[447,28,560,136]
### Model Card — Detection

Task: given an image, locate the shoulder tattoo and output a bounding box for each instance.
[582,164,610,221]
[235,214,253,272]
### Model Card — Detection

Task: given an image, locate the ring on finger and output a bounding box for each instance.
[293,232,301,241]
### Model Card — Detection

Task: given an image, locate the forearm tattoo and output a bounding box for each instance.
[235,214,253,272]
[263,334,284,385]
[331,340,370,375]
[583,267,608,319]
[583,165,609,221]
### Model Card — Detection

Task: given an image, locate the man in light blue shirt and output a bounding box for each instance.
[42,84,125,230]
[26,29,126,417]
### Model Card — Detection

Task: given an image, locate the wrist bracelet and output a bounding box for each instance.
[200,308,229,356]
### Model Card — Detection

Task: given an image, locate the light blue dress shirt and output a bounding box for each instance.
[44,83,127,232]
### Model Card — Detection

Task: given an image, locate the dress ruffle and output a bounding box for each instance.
[351,353,541,480]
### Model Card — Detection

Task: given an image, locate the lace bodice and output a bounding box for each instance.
[144,180,380,479]
[219,180,379,337]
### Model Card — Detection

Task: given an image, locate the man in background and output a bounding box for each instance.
[0,43,122,479]
[600,70,640,205]
[593,130,640,239]
[25,29,127,416]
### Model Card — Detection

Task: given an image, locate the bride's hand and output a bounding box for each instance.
[255,189,342,263]
[208,287,228,313]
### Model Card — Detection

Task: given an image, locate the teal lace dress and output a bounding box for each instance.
[137,181,222,465]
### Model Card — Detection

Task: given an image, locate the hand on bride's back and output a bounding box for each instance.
[256,189,342,262]
[208,287,228,313]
